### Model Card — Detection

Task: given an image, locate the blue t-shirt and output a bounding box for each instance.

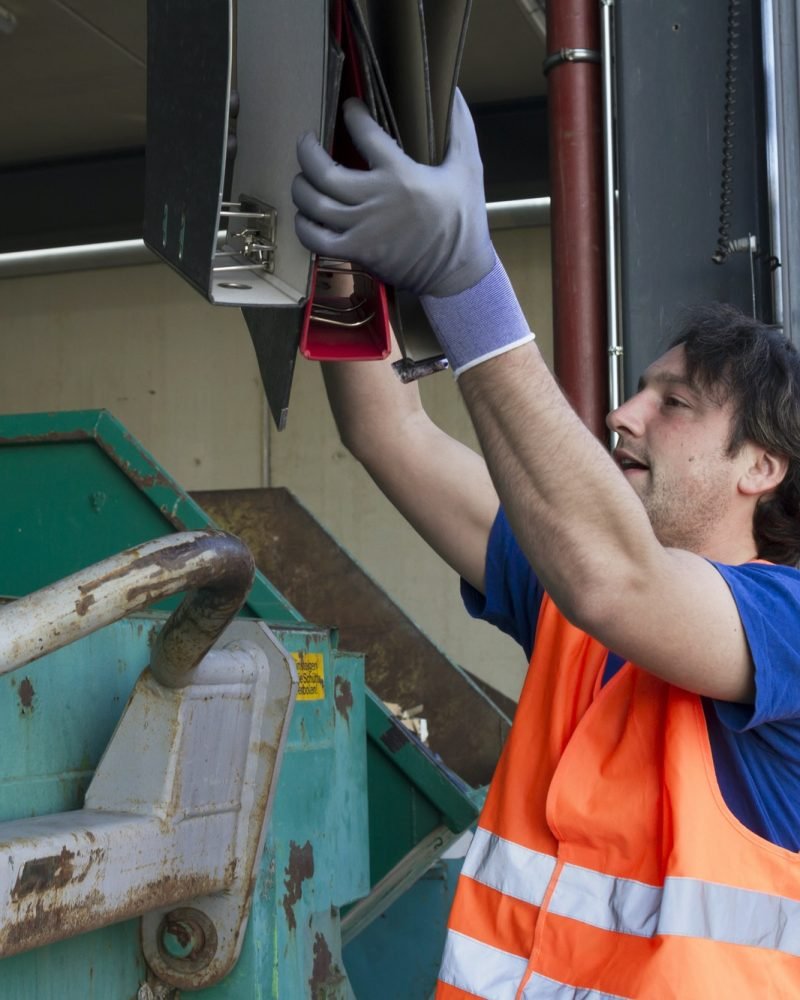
[462,508,800,852]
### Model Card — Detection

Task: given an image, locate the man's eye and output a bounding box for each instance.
[664,396,688,408]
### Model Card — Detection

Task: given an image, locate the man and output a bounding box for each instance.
[292,93,800,997]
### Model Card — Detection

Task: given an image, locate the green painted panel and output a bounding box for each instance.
[0,618,157,999]
[197,631,368,1000]
[0,617,156,823]
[365,692,479,835]
[0,409,477,997]
[0,410,301,624]
[0,922,145,1000]
[344,858,463,1000]
[0,621,369,1000]
[0,442,175,599]
[366,743,442,885]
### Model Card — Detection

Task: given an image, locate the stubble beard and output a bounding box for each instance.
[636,464,735,554]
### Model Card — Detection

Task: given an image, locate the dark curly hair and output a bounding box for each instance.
[669,303,800,566]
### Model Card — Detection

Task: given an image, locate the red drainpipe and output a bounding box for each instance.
[545,0,608,439]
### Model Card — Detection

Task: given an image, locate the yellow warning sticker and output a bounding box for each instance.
[292,651,325,701]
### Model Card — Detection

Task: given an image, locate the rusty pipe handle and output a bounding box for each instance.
[0,531,255,689]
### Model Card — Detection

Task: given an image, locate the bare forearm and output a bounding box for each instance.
[320,355,499,590]
[321,349,422,464]
[458,343,658,624]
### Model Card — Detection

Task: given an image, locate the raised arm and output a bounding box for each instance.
[291,91,791,703]
[320,344,499,593]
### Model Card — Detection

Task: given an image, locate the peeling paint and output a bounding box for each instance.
[75,592,96,616]
[12,846,77,900]
[3,888,107,953]
[333,676,353,723]
[0,531,255,687]
[2,859,216,958]
[281,841,314,932]
[18,677,35,712]
[308,931,346,998]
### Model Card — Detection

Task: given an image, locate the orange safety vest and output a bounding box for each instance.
[437,592,800,999]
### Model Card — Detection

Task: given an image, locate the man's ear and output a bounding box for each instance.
[738,444,789,498]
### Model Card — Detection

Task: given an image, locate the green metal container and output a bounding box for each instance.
[0,410,493,998]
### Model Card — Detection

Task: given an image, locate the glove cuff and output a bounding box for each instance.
[421,252,535,378]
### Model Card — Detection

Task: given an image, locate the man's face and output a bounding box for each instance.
[606,345,746,553]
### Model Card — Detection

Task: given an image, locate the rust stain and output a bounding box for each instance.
[0,430,90,446]
[160,907,218,967]
[124,584,171,606]
[3,888,107,953]
[281,841,314,932]
[18,677,35,712]
[224,857,238,884]
[308,931,346,998]
[75,592,96,616]
[72,534,233,603]
[333,676,353,723]
[116,434,177,490]
[2,867,218,958]
[168,918,193,949]
[11,846,76,900]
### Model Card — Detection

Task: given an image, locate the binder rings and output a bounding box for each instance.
[298,0,392,364]
[144,0,472,428]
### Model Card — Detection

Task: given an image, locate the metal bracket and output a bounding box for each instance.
[391,354,450,383]
[0,533,298,990]
[543,47,602,75]
[715,233,758,258]
[216,195,278,276]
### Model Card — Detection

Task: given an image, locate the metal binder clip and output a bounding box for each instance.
[213,197,277,274]
[310,259,377,329]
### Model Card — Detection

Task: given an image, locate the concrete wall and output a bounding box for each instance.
[0,224,551,700]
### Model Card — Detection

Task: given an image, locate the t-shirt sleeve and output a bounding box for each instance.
[709,561,800,731]
[460,507,544,660]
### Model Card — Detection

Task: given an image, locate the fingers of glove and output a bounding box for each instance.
[291,173,361,233]
[444,89,482,168]
[296,131,374,205]
[342,98,407,169]
[294,212,360,260]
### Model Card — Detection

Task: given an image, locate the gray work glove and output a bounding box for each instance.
[292,89,495,299]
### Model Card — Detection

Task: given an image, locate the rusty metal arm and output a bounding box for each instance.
[0,530,255,688]
[0,532,297,989]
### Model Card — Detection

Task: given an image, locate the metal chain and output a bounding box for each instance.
[711,0,742,264]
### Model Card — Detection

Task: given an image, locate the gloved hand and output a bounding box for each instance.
[292,90,496,299]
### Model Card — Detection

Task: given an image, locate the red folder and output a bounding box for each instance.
[299,0,391,362]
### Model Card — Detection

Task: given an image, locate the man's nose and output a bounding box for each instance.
[606,393,646,437]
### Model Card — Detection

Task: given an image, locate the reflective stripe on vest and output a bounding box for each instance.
[522,973,632,1000]
[439,930,632,1000]
[439,929,530,999]
[462,827,556,907]
[462,825,800,957]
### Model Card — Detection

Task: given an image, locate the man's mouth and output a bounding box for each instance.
[614,449,649,473]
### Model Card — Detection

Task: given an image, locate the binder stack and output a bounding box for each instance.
[145,0,472,428]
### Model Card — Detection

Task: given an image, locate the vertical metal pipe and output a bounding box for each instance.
[760,0,784,326]
[600,0,622,415]
[546,0,608,439]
